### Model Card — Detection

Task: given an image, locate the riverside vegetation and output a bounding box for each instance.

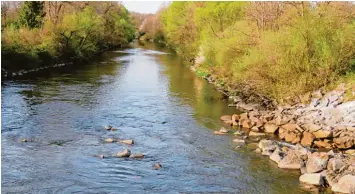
[1,2,135,74]
[136,2,355,193]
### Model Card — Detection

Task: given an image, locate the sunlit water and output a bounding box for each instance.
[2,43,307,193]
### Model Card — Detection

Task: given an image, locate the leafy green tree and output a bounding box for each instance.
[19,1,45,28]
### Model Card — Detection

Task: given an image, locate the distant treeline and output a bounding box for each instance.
[1,2,135,72]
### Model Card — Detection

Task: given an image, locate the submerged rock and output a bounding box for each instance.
[152,163,162,170]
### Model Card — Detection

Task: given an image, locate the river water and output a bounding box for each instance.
[2,43,307,193]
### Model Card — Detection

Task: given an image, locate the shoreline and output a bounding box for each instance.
[192,65,355,193]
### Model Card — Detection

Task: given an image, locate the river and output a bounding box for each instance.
[1,43,307,193]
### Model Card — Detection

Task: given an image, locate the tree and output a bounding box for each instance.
[19,1,45,28]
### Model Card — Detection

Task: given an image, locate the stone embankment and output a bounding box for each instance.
[216,85,355,193]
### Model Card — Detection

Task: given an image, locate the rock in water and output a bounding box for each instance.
[120,139,134,145]
[104,125,112,130]
[116,149,131,157]
[129,153,144,158]
[299,173,324,185]
[104,138,116,143]
[152,163,162,170]
[219,127,229,133]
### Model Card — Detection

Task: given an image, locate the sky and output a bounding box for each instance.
[123,1,168,14]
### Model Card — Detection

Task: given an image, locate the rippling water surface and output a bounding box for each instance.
[2,43,307,193]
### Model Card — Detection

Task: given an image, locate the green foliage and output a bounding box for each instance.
[162,2,355,100]
[2,3,135,71]
[19,1,45,28]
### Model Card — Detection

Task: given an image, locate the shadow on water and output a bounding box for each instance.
[1,42,312,193]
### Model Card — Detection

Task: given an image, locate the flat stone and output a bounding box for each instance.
[332,175,355,193]
[299,173,324,185]
[116,149,131,157]
[314,140,331,148]
[312,130,332,139]
[264,124,279,133]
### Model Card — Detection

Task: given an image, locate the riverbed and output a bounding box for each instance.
[2,43,307,193]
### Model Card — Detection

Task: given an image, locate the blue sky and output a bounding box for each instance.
[123,1,168,14]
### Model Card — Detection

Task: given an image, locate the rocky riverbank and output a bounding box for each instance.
[214,84,355,193]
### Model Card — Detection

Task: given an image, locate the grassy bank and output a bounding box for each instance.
[1,2,135,73]
[158,2,355,102]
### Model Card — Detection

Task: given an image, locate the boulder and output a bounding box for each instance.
[270,148,284,164]
[264,124,279,134]
[251,126,260,132]
[299,173,324,185]
[332,175,355,194]
[278,150,303,169]
[120,139,134,145]
[306,152,329,173]
[301,132,315,147]
[220,115,232,121]
[116,149,131,157]
[104,125,112,130]
[312,130,332,139]
[327,158,346,171]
